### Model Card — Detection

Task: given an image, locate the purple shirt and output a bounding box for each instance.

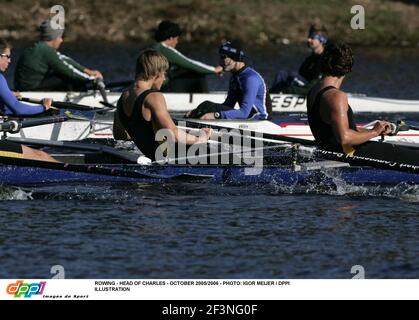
[0,73,45,116]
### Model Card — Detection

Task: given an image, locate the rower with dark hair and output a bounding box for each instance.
[186,41,271,120]
[0,39,57,162]
[270,24,328,95]
[307,41,419,165]
[151,20,223,93]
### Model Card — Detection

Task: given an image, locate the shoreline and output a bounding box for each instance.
[2,0,419,47]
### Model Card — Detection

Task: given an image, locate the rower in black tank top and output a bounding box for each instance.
[118,89,161,161]
[307,86,419,166]
[307,86,357,153]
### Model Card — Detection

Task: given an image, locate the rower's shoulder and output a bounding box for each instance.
[144,91,166,109]
[323,88,348,104]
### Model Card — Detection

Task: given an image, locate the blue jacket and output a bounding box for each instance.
[0,73,45,116]
[221,66,269,120]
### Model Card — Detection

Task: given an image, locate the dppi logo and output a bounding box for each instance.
[6,280,46,298]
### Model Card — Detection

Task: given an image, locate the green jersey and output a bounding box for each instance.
[151,42,216,85]
[14,41,94,91]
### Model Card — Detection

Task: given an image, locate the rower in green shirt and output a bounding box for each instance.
[151,20,223,93]
[14,19,104,91]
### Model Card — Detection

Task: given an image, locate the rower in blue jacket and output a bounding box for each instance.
[0,38,57,162]
[186,41,272,120]
[0,39,52,117]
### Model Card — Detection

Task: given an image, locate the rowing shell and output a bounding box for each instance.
[21,91,419,113]
[2,160,419,185]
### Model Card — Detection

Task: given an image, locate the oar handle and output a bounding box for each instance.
[19,97,104,112]
[0,116,68,133]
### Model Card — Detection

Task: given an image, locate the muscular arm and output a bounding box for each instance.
[322,90,382,146]
[145,92,208,145]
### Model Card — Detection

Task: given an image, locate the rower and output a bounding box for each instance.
[307,41,419,166]
[0,39,52,117]
[14,19,104,92]
[185,41,271,120]
[116,49,212,162]
[0,39,58,162]
[271,24,327,95]
[151,20,223,93]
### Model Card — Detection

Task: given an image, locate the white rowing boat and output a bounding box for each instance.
[21,91,419,113]
[5,115,419,146]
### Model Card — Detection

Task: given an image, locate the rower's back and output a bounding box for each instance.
[117,88,160,161]
[307,85,357,153]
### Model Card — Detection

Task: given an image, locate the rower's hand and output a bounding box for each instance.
[12,91,21,98]
[372,120,393,136]
[214,66,224,76]
[197,128,213,143]
[85,68,104,79]
[200,112,215,120]
[42,98,52,111]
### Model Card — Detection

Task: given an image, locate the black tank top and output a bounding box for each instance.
[307,86,357,152]
[118,89,160,161]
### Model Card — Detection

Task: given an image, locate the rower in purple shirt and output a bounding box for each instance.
[0,39,51,117]
[0,38,57,163]
[186,41,271,120]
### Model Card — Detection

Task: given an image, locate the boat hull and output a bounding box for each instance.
[2,163,419,185]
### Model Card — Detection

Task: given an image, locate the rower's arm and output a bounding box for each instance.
[46,48,94,82]
[147,93,208,145]
[155,43,217,75]
[325,91,382,146]
[220,75,258,119]
[58,53,86,72]
[0,76,45,116]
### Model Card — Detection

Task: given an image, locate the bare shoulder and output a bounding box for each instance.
[144,91,167,112]
[322,89,348,111]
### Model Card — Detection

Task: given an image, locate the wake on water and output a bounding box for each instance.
[269,169,419,202]
[1,173,419,202]
[0,185,33,200]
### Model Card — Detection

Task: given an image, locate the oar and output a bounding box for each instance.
[395,120,419,132]
[18,97,105,112]
[177,119,419,174]
[173,118,317,146]
[95,78,109,104]
[0,116,68,133]
[6,137,139,163]
[0,155,213,181]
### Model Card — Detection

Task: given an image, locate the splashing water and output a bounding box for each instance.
[0,185,33,200]
[268,168,419,201]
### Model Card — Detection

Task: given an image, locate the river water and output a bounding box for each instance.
[0,43,418,279]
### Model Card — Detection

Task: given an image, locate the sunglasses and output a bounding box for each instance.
[0,54,11,59]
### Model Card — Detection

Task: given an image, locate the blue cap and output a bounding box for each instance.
[219,41,245,61]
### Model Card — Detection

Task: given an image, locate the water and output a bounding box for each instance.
[1,43,419,278]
